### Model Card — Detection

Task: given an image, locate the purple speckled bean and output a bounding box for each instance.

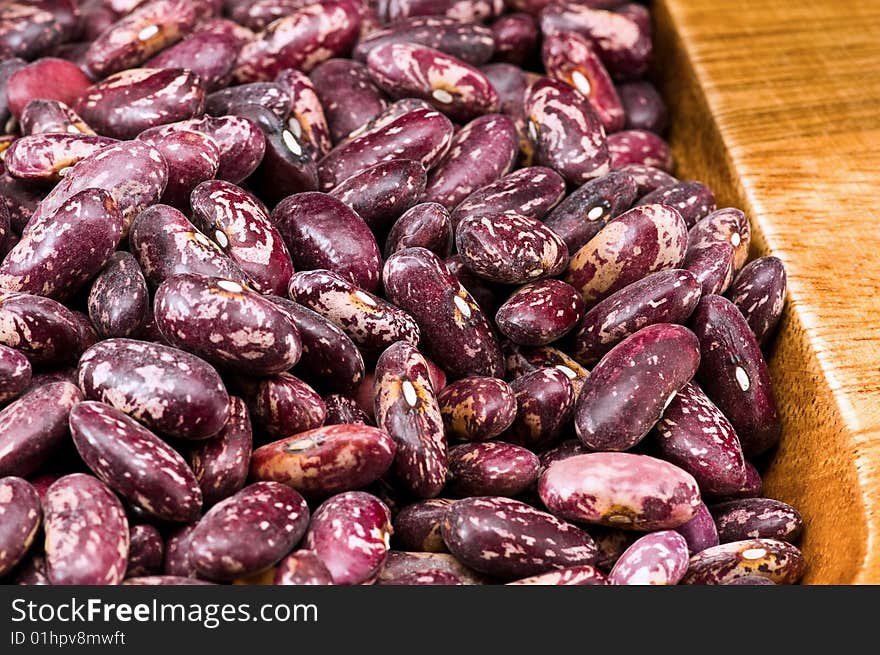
[126,524,164,578]
[374,342,448,498]
[189,482,309,581]
[505,343,591,394]
[0,477,41,577]
[0,58,26,126]
[447,441,539,497]
[136,129,220,210]
[565,203,688,306]
[190,396,252,507]
[507,564,608,585]
[441,496,597,580]
[445,253,501,315]
[711,498,803,544]
[681,539,805,585]
[162,524,199,579]
[479,61,529,121]
[393,498,454,552]
[0,4,65,61]
[274,550,334,585]
[303,491,392,585]
[381,0,503,25]
[505,367,574,450]
[690,295,780,457]
[573,269,702,366]
[0,344,31,405]
[145,30,238,91]
[19,99,93,137]
[77,338,230,441]
[251,424,396,498]
[683,241,736,296]
[688,207,751,273]
[155,273,302,375]
[228,0,313,31]
[437,376,516,442]
[124,575,214,585]
[574,324,700,452]
[726,256,787,346]
[607,129,672,171]
[70,401,202,523]
[637,181,716,229]
[4,134,117,184]
[44,474,129,586]
[323,394,370,425]
[193,16,256,47]
[329,159,427,232]
[675,502,720,555]
[609,530,689,585]
[618,80,667,133]
[0,294,83,366]
[496,279,584,346]
[538,439,592,473]
[525,77,610,185]
[385,202,454,258]
[383,247,504,379]
[377,550,485,585]
[206,82,291,122]
[309,58,387,143]
[623,164,678,196]
[247,373,325,438]
[491,13,537,66]
[357,16,494,66]
[87,252,150,339]
[539,453,702,530]
[275,68,332,157]
[318,108,454,191]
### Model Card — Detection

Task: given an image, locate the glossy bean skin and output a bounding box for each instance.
[506,367,575,450]
[437,376,516,442]
[565,204,688,306]
[0,344,31,404]
[609,531,689,585]
[129,204,252,288]
[688,207,751,273]
[385,202,454,258]
[275,68,332,158]
[273,550,334,585]
[87,252,150,339]
[543,170,639,254]
[228,0,313,30]
[681,539,806,585]
[377,550,485,585]
[618,80,667,133]
[4,134,117,184]
[247,373,325,438]
[78,338,230,441]
[303,491,392,585]
[251,424,396,498]
[623,164,678,196]
[205,82,291,121]
[126,524,165,578]
[44,474,129,586]
[441,496,597,580]
[496,279,584,346]
[374,342,448,498]
[145,30,239,91]
[189,482,309,581]
[70,401,203,523]
[318,108,454,191]
[607,130,673,171]
[289,269,420,359]
[357,17,494,65]
[491,13,538,66]
[271,192,381,292]
[0,294,83,366]
[0,4,66,60]
[683,242,736,296]
[479,63,531,162]
[137,129,220,210]
[711,498,803,544]
[381,0,504,23]
[323,394,370,425]
[393,498,454,552]
[309,58,387,143]
[539,453,702,530]
[637,181,716,229]
[726,257,787,346]
[329,159,427,232]
[0,477,41,578]
[574,324,700,451]
[190,396,252,507]
[675,502,720,555]
[424,114,518,210]
[507,564,608,586]
[447,441,539,497]
[19,99,93,136]
[445,254,501,315]
[573,269,702,366]
[690,295,781,457]
[525,77,610,185]
[383,247,504,379]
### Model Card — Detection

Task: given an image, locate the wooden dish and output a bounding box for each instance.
[653,0,880,583]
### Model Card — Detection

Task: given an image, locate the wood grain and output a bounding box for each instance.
[654,0,880,583]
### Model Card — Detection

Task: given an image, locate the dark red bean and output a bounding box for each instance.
[385,202,454,259]
[636,181,716,229]
[87,252,150,339]
[674,502,720,555]
[5,58,92,120]
[309,58,387,143]
[190,396,252,507]
[246,373,325,439]
[506,367,575,450]
[711,498,803,544]
[491,13,537,66]
[126,524,164,578]
[618,80,667,133]
[0,294,84,366]
[447,441,539,497]
[0,477,41,578]
[274,550,334,585]
[726,257,787,347]
[393,498,454,553]
[496,279,584,346]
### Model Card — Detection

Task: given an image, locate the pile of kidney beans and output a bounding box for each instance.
[0,0,804,586]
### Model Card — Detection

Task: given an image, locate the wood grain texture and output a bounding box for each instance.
[654,0,880,583]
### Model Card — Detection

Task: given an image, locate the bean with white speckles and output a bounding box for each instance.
[607,130,673,171]
[496,279,584,346]
[441,496,597,580]
[622,164,677,196]
[491,13,538,66]
[78,338,231,441]
[0,344,31,404]
[274,550,334,585]
[683,241,736,296]
[437,376,516,442]
[688,207,751,271]
[70,401,203,523]
[609,530,689,585]
[44,474,129,585]
[636,181,716,229]
[711,498,803,544]
[190,396,253,507]
[726,256,787,347]
[4,134,117,184]
[87,252,149,339]
[690,295,780,457]
[126,524,164,578]
[323,394,370,425]
[538,439,593,475]
[251,423,396,498]
[19,99,93,136]
[444,253,501,315]
[304,491,392,585]
[145,29,239,91]
[383,247,504,379]
[681,538,805,585]
[329,159,427,232]
[136,129,220,210]
[205,82,291,121]
[479,63,533,164]
[381,0,503,23]
[0,4,65,60]
[275,68,333,157]
[163,524,199,578]
[385,202,454,259]
[675,502,720,555]
[190,482,310,582]
[226,0,309,30]
[377,550,486,585]
[539,452,702,530]
[507,564,609,585]
[505,367,575,450]
[393,498,454,552]
[507,345,591,398]
[374,342,448,498]
[356,16,494,66]
[247,372,326,438]
[309,58,388,142]
[447,441,539,497]
[0,477,41,577]
[618,80,668,133]
[0,293,84,365]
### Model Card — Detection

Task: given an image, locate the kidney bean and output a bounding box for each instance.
[162,524,199,578]
[566,203,688,306]
[618,80,667,133]
[690,295,780,457]
[496,279,584,347]
[44,474,129,586]
[251,424,395,498]
[689,207,751,273]
[607,129,673,171]
[4,134,117,185]
[507,564,608,585]
[126,524,164,578]
[0,3,66,60]
[0,294,84,366]
[0,477,41,578]
[145,30,239,91]
[274,68,332,157]
[205,82,291,121]
[637,181,715,229]
[19,99,93,137]
[538,439,592,472]
[304,491,392,585]
[381,0,503,23]
[189,396,252,507]
[393,499,454,552]
[377,550,485,585]
[0,345,31,405]
[274,550,334,585]
[436,376,516,442]
[711,498,803,544]
[329,159,427,232]
[356,16,494,66]
[309,61,385,143]
[155,273,302,375]
[622,164,678,196]
[189,482,309,581]
[374,342,448,498]
[193,16,256,47]
[675,502,720,555]
[447,441,539,497]
[444,254,500,315]
[683,241,736,296]
[0,58,26,127]
[682,539,805,585]
[490,13,537,66]
[726,256,787,346]
[5,58,91,121]
[385,202,454,259]
[136,129,220,210]
[247,373,325,439]
[609,531,689,585]
[504,367,575,450]
[86,253,149,339]
[480,60,529,117]
[323,394,370,425]
[232,1,362,82]
[383,247,504,379]
[318,108,454,191]
[441,496,597,580]
[539,453,702,530]
[272,193,381,291]
[289,269,419,358]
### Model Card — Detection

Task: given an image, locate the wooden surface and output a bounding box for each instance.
[654,0,880,583]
